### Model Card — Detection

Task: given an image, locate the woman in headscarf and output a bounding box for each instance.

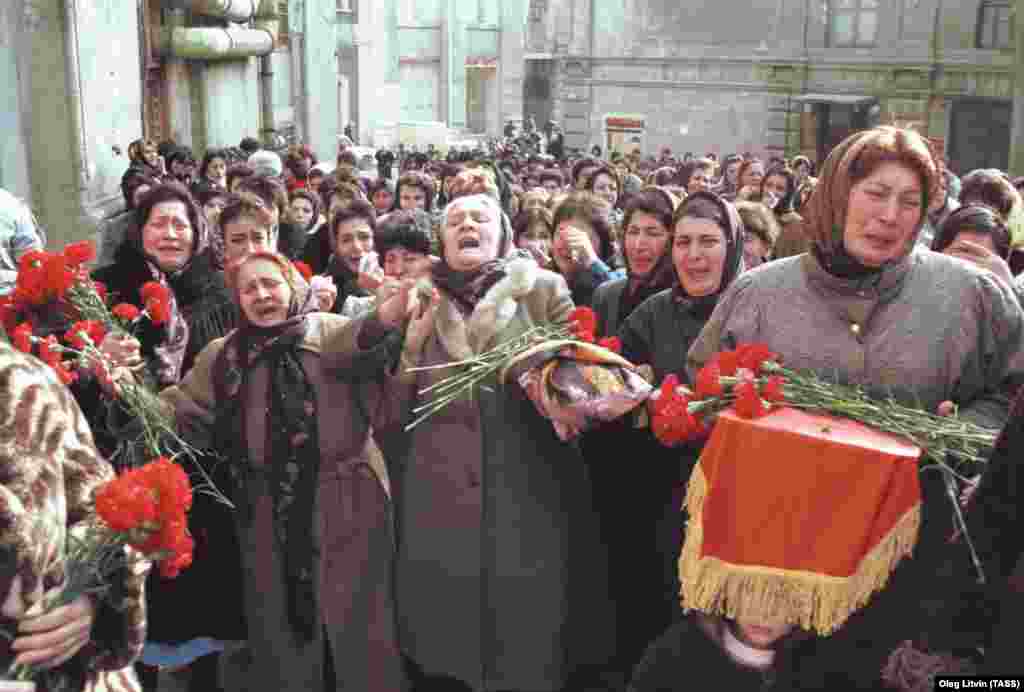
[687,126,1024,688]
[759,165,808,260]
[931,204,1017,297]
[579,190,742,684]
[156,250,420,692]
[338,192,616,692]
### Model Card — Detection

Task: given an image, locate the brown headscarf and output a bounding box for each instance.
[802,126,939,276]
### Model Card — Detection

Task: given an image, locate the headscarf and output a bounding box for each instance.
[670,191,745,320]
[761,165,799,215]
[217,251,320,642]
[803,126,938,278]
[431,194,531,314]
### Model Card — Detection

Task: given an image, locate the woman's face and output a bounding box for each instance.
[672,217,728,297]
[442,197,501,271]
[592,173,618,207]
[624,211,670,279]
[515,225,552,258]
[334,217,375,272]
[143,200,194,272]
[223,215,275,266]
[237,258,292,328]
[843,161,923,268]
[552,217,601,276]
[734,618,796,650]
[740,162,765,190]
[762,174,789,208]
[743,230,769,269]
[206,157,227,185]
[399,185,427,211]
[687,168,713,195]
[289,197,315,228]
[203,197,227,228]
[372,189,394,213]
[142,144,159,168]
[382,247,431,280]
[725,161,741,186]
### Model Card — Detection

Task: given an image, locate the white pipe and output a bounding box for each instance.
[178,0,257,23]
[158,26,274,60]
[63,0,89,189]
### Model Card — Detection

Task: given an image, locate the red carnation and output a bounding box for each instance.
[96,476,158,532]
[11,322,33,354]
[715,350,739,376]
[568,306,598,340]
[293,261,313,282]
[0,296,21,334]
[13,251,49,305]
[112,303,141,323]
[649,374,681,416]
[651,395,698,446]
[141,282,172,326]
[734,380,767,419]
[597,336,621,353]
[52,361,78,385]
[694,362,724,399]
[64,240,96,267]
[761,375,786,403]
[736,343,777,376]
[38,335,62,367]
[65,320,107,350]
[42,252,74,300]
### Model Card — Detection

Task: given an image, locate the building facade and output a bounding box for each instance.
[526,0,1015,174]
[1,0,340,251]
[336,0,529,146]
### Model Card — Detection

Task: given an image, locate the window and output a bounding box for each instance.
[828,0,879,48]
[977,1,1013,50]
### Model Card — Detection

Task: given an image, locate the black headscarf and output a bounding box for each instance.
[215,253,321,643]
[670,191,746,320]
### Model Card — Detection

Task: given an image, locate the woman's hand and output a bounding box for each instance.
[405,287,440,353]
[376,279,416,328]
[936,400,956,417]
[99,333,142,370]
[309,275,338,312]
[357,270,386,293]
[11,593,95,670]
[560,225,597,267]
[944,240,1015,289]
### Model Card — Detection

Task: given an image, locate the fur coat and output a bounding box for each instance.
[0,344,148,692]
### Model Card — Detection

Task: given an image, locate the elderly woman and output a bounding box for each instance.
[156,251,418,692]
[344,192,614,692]
[551,191,625,306]
[687,126,1024,688]
[583,191,745,681]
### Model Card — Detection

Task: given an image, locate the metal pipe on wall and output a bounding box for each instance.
[255,0,279,146]
[158,26,274,60]
[182,0,257,23]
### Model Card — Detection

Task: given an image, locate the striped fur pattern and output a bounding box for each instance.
[0,343,147,692]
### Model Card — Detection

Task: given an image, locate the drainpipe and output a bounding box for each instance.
[255,0,278,146]
[63,0,90,193]
[180,0,257,23]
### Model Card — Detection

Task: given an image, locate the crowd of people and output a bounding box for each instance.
[1,122,1024,692]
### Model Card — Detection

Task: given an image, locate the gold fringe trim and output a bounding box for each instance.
[679,462,921,635]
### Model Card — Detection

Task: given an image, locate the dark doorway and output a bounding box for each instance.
[948,98,1011,175]
[814,100,879,164]
[523,60,554,131]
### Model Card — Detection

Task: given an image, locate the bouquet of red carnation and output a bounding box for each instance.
[405,305,650,437]
[8,457,194,682]
[649,343,996,470]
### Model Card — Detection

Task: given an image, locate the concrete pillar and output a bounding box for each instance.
[499,0,528,133]
[1010,0,1024,175]
[303,0,339,158]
